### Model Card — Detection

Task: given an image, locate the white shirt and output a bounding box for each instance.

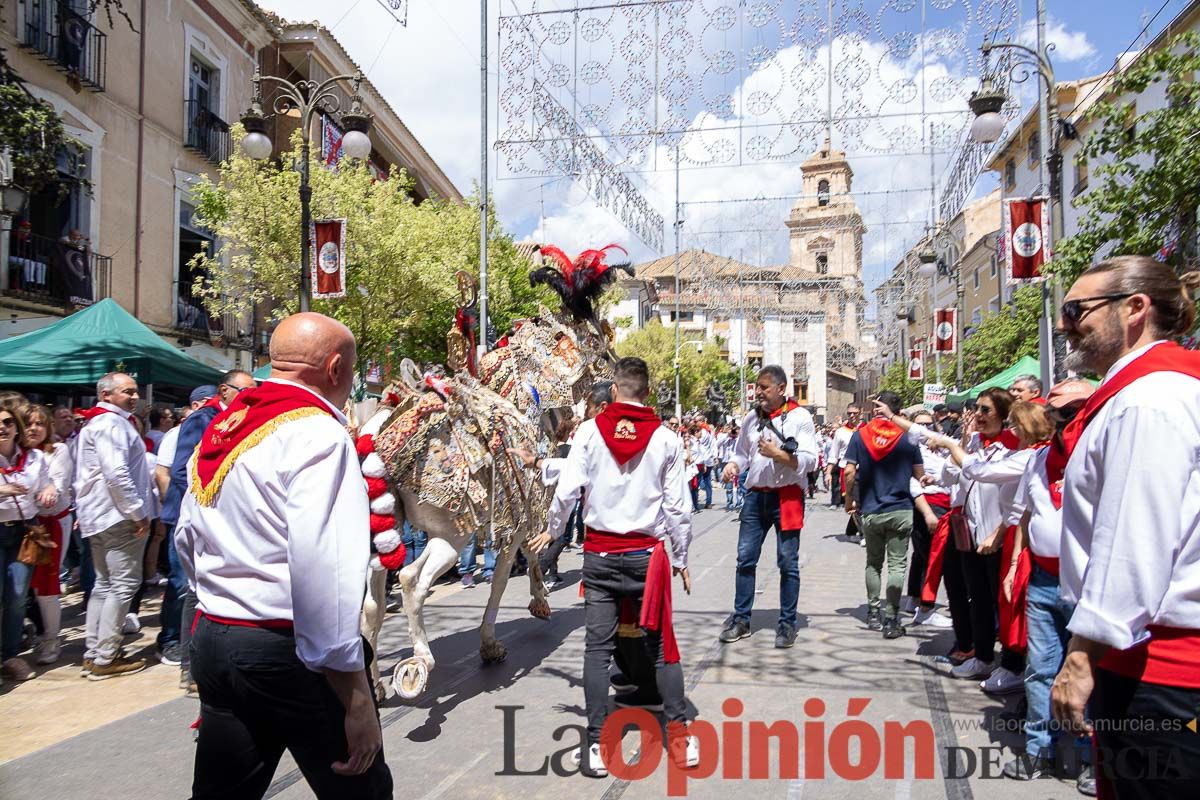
[728,406,819,491]
[73,403,149,537]
[961,447,1033,527]
[546,412,692,569]
[693,428,718,467]
[175,380,370,672]
[716,432,735,463]
[0,447,49,522]
[1061,341,1200,651]
[147,429,166,452]
[909,438,952,499]
[42,442,74,517]
[157,425,181,473]
[951,433,1013,546]
[1015,446,1061,561]
[828,424,855,468]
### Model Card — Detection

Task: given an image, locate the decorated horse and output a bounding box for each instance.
[357,243,632,701]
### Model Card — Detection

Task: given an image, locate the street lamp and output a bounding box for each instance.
[0,148,28,296]
[239,67,374,313]
[968,72,1008,144]
[673,338,705,418]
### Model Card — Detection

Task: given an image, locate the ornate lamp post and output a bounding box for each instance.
[239,68,373,312]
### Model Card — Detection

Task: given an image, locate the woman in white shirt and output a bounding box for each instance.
[23,405,74,665]
[0,404,54,681]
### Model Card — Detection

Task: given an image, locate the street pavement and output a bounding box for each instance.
[0,497,1087,800]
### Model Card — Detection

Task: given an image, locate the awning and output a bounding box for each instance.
[946,355,1040,404]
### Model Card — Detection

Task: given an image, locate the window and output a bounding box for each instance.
[817,179,830,207]
[1122,102,1137,144]
[815,253,828,274]
[792,352,807,378]
[989,255,998,277]
[176,200,215,331]
[988,298,1000,314]
[973,268,980,291]
[669,310,694,322]
[794,382,809,403]
[189,55,218,113]
[1026,131,1040,168]
[1073,153,1089,196]
[1004,159,1016,190]
[972,308,983,326]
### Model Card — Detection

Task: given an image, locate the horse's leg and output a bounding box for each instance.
[523,541,551,620]
[360,565,388,703]
[394,535,460,700]
[480,539,519,663]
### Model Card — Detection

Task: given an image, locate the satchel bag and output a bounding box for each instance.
[3,472,56,567]
[950,442,1004,553]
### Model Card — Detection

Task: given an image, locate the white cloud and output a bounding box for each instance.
[1019,16,1098,63]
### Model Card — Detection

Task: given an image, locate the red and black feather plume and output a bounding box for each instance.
[529,243,632,323]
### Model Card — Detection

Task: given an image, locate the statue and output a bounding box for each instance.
[705,380,728,425]
[655,379,675,418]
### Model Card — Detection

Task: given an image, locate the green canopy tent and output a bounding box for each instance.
[946,355,1041,404]
[252,363,271,381]
[0,299,224,389]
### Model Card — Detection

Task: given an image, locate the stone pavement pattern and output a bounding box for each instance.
[0,502,1085,800]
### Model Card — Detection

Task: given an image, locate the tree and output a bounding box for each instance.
[877,360,923,407]
[959,284,1043,388]
[188,127,552,370]
[0,55,86,198]
[616,320,739,412]
[1053,32,1200,286]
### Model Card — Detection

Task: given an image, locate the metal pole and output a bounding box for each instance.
[1035,0,1055,391]
[956,266,965,388]
[478,0,489,362]
[673,142,682,419]
[738,254,746,413]
[299,133,312,313]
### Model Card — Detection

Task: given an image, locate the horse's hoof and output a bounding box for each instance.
[391,657,429,700]
[528,598,551,620]
[480,640,507,663]
[373,679,388,704]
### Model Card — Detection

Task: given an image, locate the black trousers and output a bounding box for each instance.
[190,617,392,800]
[582,551,686,744]
[907,507,935,601]
[941,542,974,654]
[958,547,1024,673]
[1092,669,1200,799]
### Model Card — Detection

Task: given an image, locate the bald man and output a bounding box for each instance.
[175,313,392,799]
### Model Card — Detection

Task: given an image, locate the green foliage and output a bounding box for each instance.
[0,81,84,198]
[189,126,552,370]
[877,360,923,407]
[1053,32,1200,285]
[960,284,1043,388]
[616,320,740,411]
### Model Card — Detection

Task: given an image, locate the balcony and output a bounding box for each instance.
[5,232,111,307]
[184,101,232,166]
[21,0,107,92]
[174,297,252,350]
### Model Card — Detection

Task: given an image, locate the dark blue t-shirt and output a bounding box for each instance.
[844,431,922,515]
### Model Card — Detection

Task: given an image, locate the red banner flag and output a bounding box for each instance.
[1003,197,1051,282]
[311,219,347,299]
[934,308,957,353]
[908,348,924,380]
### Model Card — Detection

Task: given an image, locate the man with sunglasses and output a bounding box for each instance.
[1049,256,1200,799]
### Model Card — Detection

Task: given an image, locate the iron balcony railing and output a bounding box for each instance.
[21,0,107,92]
[184,100,233,166]
[5,231,111,306]
[174,295,252,349]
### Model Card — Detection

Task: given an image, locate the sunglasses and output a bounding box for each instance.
[0,417,15,427]
[976,405,995,415]
[1060,293,1135,325]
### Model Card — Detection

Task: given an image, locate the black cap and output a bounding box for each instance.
[933,403,947,413]
[947,402,964,413]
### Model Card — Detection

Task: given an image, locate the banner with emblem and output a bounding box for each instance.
[907,348,924,381]
[310,219,347,299]
[321,115,345,168]
[933,308,957,353]
[1003,197,1051,283]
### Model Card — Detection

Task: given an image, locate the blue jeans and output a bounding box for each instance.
[736,469,748,509]
[402,522,427,567]
[732,490,801,629]
[1024,563,1090,762]
[159,524,187,648]
[459,537,496,579]
[1,522,35,660]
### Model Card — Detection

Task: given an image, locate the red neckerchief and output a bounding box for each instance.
[859,418,904,460]
[90,406,144,440]
[1043,439,1068,509]
[0,447,28,475]
[762,400,805,530]
[594,402,661,466]
[769,399,800,419]
[980,429,1021,450]
[191,381,336,506]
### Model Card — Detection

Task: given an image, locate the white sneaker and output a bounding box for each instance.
[671,734,701,769]
[578,742,608,777]
[859,537,866,548]
[912,607,954,628]
[950,656,995,680]
[122,613,141,635]
[981,666,1024,695]
[34,637,60,665]
[899,596,917,615]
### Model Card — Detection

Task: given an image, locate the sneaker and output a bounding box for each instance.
[80,658,94,677]
[859,537,866,548]
[614,689,664,713]
[944,647,975,666]
[544,578,559,592]
[912,606,954,628]
[1,656,34,681]
[579,742,608,778]
[610,671,637,694]
[34,637,61,665]
[718,618,751,643]
[882,616,906,640]
[122,613,141,635]
[87,657,147,681]
[670,734,701,769]
[461,573,475,588]
[981,666,1024,695]
[1002,752,1053,780]
[1076,764,1097,796]
[950,656,995,680]
[158,642,183,667]
[865,609,883,631]
[775,623,797,649]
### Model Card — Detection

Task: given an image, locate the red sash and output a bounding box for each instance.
[583,528,679,664]
[859,418,904,460]
[920,513,951,606]
[775,484,806,531]
[594,402,661,466]
[924,492,951,509]
[998,525,1029,654]
[191,381,335,506]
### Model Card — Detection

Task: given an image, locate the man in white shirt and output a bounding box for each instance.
[826,404,861,515]
[719,365,818,649]
[175,313,389,799]
[534,356,693,778]
[74,372,151,680]
[1050,256,1200,799]
[690,418,718,510]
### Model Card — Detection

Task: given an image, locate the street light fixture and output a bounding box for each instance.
[968,72,1008,144]
[239,67,374,313]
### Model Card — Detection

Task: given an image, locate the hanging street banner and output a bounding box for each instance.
[1003,197,1051,283]
[933,308,958,353]
[311,219,347,299]
[907,348,924,381]
[321,115,345,167]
